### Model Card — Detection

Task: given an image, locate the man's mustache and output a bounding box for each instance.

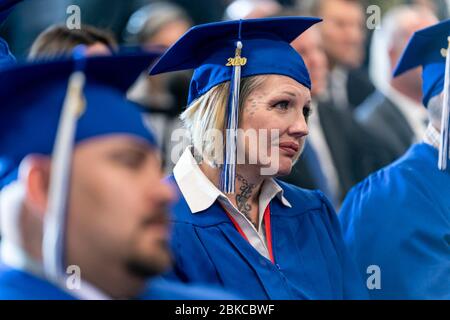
[142,207,170,227]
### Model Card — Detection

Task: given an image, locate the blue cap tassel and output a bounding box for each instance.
[439,38,450,171]
[220,40,245,194]
[42,52,86,284]
[220,20,246,194]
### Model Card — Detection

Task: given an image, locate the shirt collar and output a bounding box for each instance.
[423,123,440,150]
[173,147,292,214]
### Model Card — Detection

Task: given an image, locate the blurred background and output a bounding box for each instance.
[1,0,449,207]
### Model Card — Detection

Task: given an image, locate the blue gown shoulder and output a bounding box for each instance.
[339,143,450,299]
[0,265,76,300]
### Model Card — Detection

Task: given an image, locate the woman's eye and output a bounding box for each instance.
[273,100,290,110]
[303,106,312,120]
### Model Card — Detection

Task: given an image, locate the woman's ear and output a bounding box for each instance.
[21,155,52,218]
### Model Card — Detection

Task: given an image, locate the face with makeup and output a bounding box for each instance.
[238,74,311,177]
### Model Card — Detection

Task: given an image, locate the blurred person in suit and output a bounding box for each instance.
[302,0,375,111]
[281,8,392,205]
[357,5,438,177]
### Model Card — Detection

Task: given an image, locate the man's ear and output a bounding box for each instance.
[21,155,52,218]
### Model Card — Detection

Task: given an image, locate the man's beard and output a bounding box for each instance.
[125,242,173,279]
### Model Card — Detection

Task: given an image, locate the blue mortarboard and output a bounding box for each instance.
[394,19,450,170]
[150,17,321,193]
[150,17,321,105]
[0,51,160,189]
[393,19,450,107]
[0,1,23,69]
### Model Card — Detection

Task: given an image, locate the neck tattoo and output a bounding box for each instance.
[235,174,258,229]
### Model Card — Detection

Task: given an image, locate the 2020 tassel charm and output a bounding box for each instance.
[221,40,246,194]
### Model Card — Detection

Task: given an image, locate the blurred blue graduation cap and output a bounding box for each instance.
[0,0,23,69]
[0,50,161,285]
[0,51,160,189]
[393,19,450,170]
[150,17,321,193]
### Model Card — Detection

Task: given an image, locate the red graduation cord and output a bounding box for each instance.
[222,204,275,264]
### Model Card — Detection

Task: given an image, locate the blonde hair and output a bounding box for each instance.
[180,75,267,166]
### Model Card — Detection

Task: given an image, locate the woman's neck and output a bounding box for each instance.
[199,162,264,229]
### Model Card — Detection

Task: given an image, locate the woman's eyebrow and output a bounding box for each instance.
[281,91,297,98]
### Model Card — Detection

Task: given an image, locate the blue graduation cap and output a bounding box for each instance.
[0,0,23,69]
[150,17,321,193]
[393,19,450,170]
[0,51,161,284]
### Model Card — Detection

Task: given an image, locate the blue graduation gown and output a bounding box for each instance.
[339,143,450,299]
[0,265,76,300]
[0,264,236,300]
[165,176,368,300]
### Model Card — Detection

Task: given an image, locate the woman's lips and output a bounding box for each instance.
[279,141,300,157]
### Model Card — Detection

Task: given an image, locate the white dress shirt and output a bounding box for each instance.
[173,147,292,260]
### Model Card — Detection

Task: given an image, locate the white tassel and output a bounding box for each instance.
[439,39,450,170]
[221,41,245,194]
[42,71,86,284]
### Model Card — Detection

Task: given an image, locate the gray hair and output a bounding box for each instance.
[369,5,437,93]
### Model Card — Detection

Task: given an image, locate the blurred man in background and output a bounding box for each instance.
[356,5,438,177]
[306,0,375,111]
[283,8,392,205]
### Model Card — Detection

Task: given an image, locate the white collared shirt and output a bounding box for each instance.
[424,123,440,150]
[386,88,428,142]
[173,147,292,260]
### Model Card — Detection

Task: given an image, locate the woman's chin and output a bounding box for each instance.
[275,158,294,177]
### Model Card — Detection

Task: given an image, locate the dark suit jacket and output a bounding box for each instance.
[347,68,375,110]
[355,90,415,169]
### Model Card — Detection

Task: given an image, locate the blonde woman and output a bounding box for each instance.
[150,17,368,299]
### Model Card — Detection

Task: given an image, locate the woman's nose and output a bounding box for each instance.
[288,113,309,138]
